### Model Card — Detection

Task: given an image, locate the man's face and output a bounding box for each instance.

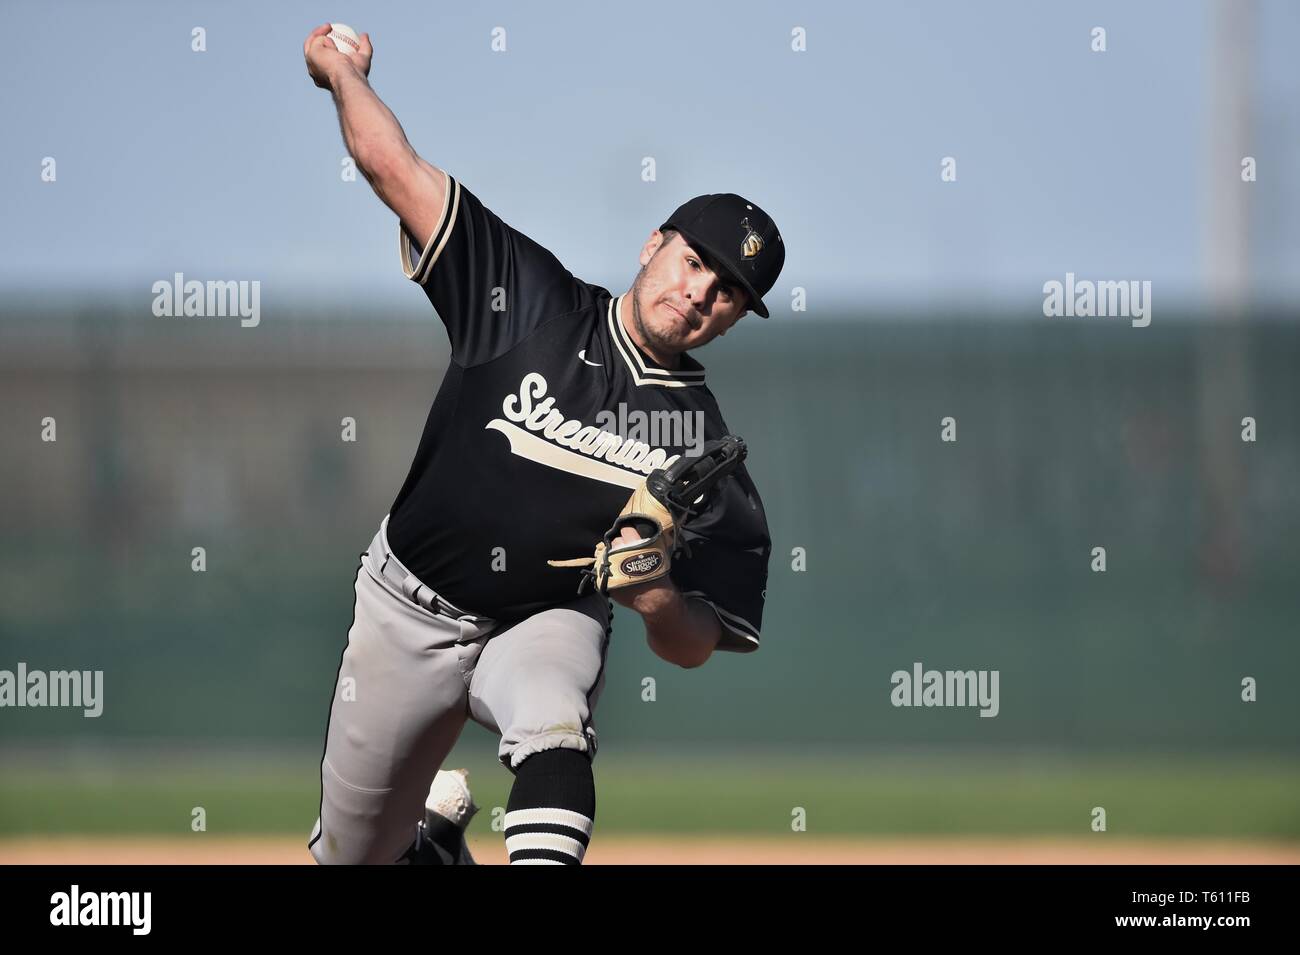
[630,231,750,357]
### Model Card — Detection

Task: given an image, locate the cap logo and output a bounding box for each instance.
[739,217,763,260]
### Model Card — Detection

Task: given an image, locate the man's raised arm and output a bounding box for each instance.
[303,24,446,249]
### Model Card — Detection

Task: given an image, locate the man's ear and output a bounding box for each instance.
[640,230,667,267]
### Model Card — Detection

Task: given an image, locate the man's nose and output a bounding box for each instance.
[684,277,714,306]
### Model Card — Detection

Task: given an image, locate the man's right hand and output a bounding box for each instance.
[303,23,373,91]
[302,22,446,251]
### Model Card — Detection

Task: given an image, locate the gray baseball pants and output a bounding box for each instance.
[308,515,610,865]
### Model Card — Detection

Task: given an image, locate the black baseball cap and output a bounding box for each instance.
[660,194,784,318]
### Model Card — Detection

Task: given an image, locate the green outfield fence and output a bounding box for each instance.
[2,308,1297,755]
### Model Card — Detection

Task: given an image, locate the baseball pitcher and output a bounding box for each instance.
[302,23,782,865]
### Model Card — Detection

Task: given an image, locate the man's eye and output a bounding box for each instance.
[687,258,700,269]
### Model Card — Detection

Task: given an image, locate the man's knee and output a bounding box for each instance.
[499,717,598,771]
[311,762,423,865]
[308,816,417,865]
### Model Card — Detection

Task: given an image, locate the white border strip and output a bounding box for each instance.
[399,170,460,284]
[683,591,761,648]
[606,297,706,388]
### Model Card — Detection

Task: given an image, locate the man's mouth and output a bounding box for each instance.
[664,301,700,331]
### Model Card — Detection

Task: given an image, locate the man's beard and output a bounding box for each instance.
[630,270,687,361]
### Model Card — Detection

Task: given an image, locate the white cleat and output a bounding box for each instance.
[423,768,479,865]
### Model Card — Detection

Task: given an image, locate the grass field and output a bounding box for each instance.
[3,748,1297,841]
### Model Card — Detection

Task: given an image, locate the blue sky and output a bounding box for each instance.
[3,0,1297,315]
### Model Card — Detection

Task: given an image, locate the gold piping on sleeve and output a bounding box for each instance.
[682,591,761,648]
[398,169,460,284]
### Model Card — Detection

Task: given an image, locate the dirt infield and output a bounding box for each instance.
[3,836,1298,865]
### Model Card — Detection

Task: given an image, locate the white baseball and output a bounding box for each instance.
[327,23,361,55]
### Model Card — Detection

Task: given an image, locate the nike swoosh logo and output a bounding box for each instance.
[577,349,601,367]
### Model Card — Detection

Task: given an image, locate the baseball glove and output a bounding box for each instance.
[548,435,747,595]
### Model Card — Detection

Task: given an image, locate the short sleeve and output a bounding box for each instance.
[671,469,771,653]
[399,172,593,367]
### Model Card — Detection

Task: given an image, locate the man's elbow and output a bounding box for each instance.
[673,649,712,670]
[352,137,411,190]
[648,634,714,670]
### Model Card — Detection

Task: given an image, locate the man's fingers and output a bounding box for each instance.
[360,32,373,56]
[303,24,331,58]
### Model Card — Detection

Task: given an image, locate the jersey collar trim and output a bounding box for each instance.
[608,295,707,388]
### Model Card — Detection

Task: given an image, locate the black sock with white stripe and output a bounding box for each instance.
[505,748,594,865]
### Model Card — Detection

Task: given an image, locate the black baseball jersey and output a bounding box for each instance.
[385,172,771,651]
